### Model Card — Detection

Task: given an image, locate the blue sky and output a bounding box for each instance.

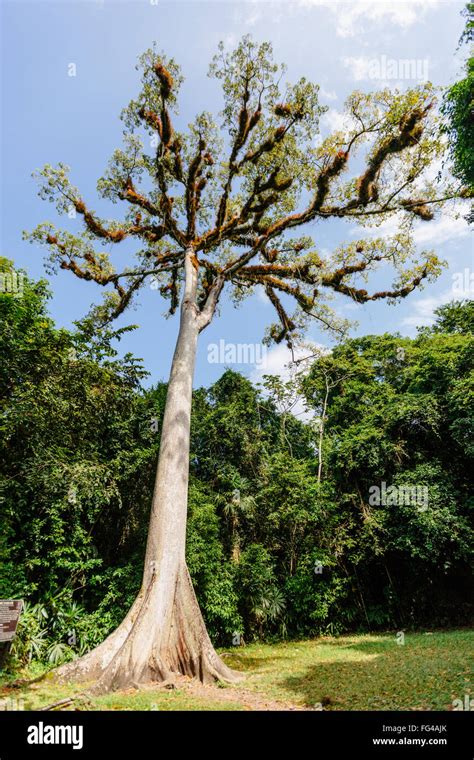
[1,0,472,388]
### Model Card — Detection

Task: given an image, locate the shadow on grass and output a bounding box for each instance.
[221,652,290,671]
[276,636,468,710]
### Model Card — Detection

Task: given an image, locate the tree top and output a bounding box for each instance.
[26,36,470,345]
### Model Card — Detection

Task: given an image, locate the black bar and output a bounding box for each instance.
[0,710,471,758]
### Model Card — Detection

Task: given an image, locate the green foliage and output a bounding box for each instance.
[0,268,149,601]
[236,545,285,636]
[9,602,48,666]
[442,69,474,189]
[6,593,110,670]
[428,298,474,335]
[1,268,472,670]
[441,3,474,218]
[186,480,241,640]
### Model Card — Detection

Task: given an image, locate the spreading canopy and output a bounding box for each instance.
[26,36,469,345]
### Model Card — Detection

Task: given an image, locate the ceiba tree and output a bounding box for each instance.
[27,37,467,692]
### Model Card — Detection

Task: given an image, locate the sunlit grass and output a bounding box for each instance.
[223,630,473,710]
[1,629,472,711]
[0,674,244,711]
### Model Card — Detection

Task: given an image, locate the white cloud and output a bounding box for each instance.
[244,9,261,26]
[299,0,439,38]
[351,204,471,248]
[321,108,356,134]
[250,343,328,420]
[401,294,445,328]
[251,343,308,380]
[413,213,471,246]
[342,55,372,81]
[233,0,285,28]
[222,33,238,48]
[319,86,338,101]
[233,2,263,28]
[401,280,473,329]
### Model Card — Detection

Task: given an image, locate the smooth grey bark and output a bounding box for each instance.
[56,249,238,692]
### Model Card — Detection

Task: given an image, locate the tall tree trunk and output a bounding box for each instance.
[56,250,238,692]
[317,384,328,485]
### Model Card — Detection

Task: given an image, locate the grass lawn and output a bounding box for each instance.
[224,629,473,710]
[1,629,472,711]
